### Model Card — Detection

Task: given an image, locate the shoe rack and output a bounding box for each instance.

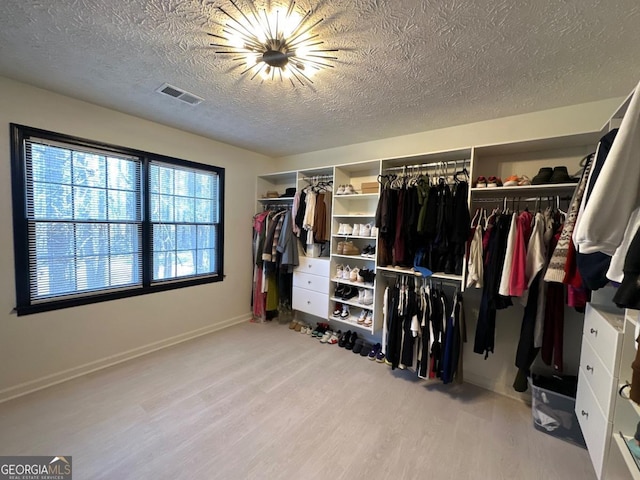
[330,161,380,333]
[470,134,599,204]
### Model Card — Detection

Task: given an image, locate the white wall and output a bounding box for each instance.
[272,97,624,172]
[0,77,273,401]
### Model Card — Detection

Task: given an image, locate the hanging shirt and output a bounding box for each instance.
[498,212,518,297]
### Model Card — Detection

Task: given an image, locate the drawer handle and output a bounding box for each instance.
[586,365,594,373]
[590,328,598,336]
[308,281,312,284]
[308,265,312,268]
[581,410,589,419]
[307,301,311,304]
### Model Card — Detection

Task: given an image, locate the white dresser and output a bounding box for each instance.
[576,303,625,479]
[292,256,330,319]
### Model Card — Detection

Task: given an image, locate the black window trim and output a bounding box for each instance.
[10,123,225,316]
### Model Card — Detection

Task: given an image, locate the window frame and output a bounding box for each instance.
[10,124,225,316]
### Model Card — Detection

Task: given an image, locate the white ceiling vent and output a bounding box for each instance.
[155,83,204,106]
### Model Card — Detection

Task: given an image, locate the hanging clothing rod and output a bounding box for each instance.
[472,196,572,203]
[384,159,470,172]
[301,174,333,182]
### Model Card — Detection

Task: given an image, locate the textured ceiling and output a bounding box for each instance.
[0,0,639,157]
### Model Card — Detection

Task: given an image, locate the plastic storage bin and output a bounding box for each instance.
[530,374,586,448]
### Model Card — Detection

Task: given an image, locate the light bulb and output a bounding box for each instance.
[282,66,291,78]
[295,46,309,59]
[260,65,271,80]
[283,12,302,38]
[230,35,245,49]
[245,55,257,68]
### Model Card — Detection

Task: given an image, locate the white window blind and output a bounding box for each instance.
[25,138,143,302]
[149,162,220,281]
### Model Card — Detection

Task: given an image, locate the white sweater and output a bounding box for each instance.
[574,79,640,256]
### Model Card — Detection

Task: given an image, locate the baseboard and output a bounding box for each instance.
[464,371,532,404]
[0,313,251,404]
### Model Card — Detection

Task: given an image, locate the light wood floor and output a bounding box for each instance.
[0,321,595,480]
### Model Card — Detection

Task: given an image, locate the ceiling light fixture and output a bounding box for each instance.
[208,1,338,86]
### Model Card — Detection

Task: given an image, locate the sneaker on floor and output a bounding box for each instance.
[328,330,341,345]
[375,349,386,363]
[368,343,382,360]
[338,330,351,348]
[359,342,373,357]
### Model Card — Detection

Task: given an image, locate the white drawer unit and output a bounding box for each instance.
[583,304,624,376]
[292,287,329,319]
[579,340,617,420]
[576,303,625,479]
[576,369,613,479]
[298,256,331,277]
[293,256,330,319]
[293,271,330,295]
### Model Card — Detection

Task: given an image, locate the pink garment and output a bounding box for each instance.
[509,210,534,297]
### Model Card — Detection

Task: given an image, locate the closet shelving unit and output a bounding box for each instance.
[330,161,380,333]
[605,309,640,479]
[256,170,297,208]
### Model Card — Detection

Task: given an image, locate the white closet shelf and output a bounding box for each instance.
[257,197,294,202]
[376,266,463,282]
[334,193,379,198]
[329,296,374,311]
[626,310,639,327]
[613,434,640,479]
[332,214,375,218]
[331,234,377,239]
[470,183,577,197]
[331,277,375,289]
[333,254,376,261]
[328,315,373,332]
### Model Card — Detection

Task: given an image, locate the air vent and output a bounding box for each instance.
[155,83,204,105]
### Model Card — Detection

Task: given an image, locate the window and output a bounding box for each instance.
[10,124,224,315]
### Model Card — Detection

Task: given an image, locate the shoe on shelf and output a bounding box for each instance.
[352,224,361,236]
[366,245,376,259]
[343,243,360,256]
[342,224,354,235]
[350,267,359,282]
[364,310,373,327]
[335,264,344,278]
[360,342,373,357]
[334,284,345,298]
[332,302,342,317]
[357,288,366,304]
[531,167,553,185]
[357,309,367,324]
[342,265,351,280]
[336,185,345,195]
[337,241,345,255]
[361,245,373,257]
[342,287,358,301]
[368,343,382,360]
[518,175,532,186]
[371,226,379,237]
[340,304,350,319]
[503,175,520,187]
[356,269,365,283]
[487,176,502,188]
[360,223,372,237]
[474,176,488,188]
[549,166,575,183]
[337,223,345,235]
[363,290,374,306]
[344,184,358,195]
